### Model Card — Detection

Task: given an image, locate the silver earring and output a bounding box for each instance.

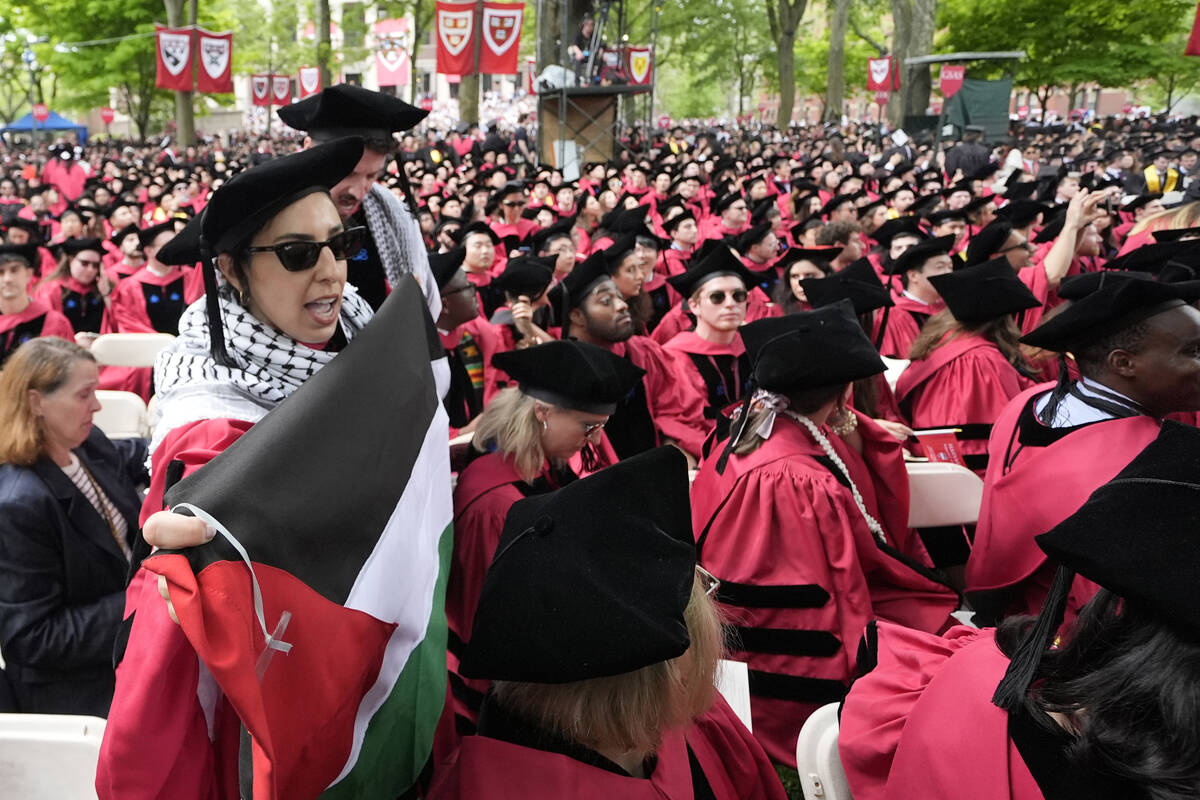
[542,419,548,431]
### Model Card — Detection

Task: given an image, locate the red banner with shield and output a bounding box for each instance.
[939,65,965,98]
[436,1,476,76]
[866,56,900,92]
[155,26,194,91]
[250,74,271,106]
[376,18,411,87]
[297,66,321,99]
[479,1,523,74]
[195,29,233,94]
[626,46,653,85]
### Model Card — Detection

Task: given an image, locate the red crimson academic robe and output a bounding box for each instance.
[662,247,692,277]
[690,414,957,766]
[0,297,75,363]
[838,623,1047,800]
[606,336,712,458]
[442,317,505,431]
[966,384,1159,623]
[104,266,202,335]
[662,331,749,437]
[699,217,748,243]
[889,291,944,329]
[649,288,777,347]
[895,333,1034,471]
[870,305,923,360]
[105,259,145,285]
[100,418,254,800]
[489,218,541,244]
[429,696,787,800]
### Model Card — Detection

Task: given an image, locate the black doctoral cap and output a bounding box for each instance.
[776,245,843,272]
[1152,226,1200,243]
[662,208,695,234]
[491,339,645,416]
[59,237,104,256]
[928,257,1040,323]
[491,254,557,298]
[735,221,775,253]
[870,215,924,248]
[529,216,575,252]
[889,234,956,275]
[1003,181,1038,202]
[965,219,1016,266]
[456,220,502,246]
[666,243,756,298]
[155,211,205,266]
[601,233,640,269]
[740,300,885,394]
[1104,239,1200,274]
[0,242,37,267]
[819,192,858,218]
[137,219,178,250]
[277,83,428,140]
[428,247,467,290]
[800,257,894,315]
[1055,269,1154,302]
[1020,277,1195,352]
[993,421,1200,712]
[199,137,366,366]
[460,446,695,683]
[993,200,1050,230]
[551,250,612,313]
[925,208,970,228]
[108,223,141,247]
[712,191,745,214]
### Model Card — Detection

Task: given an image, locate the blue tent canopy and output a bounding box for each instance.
[1,111,88,144]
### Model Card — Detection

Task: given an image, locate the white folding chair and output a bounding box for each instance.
[880,356,910,391]
[94,390,148,439]
[715,659,752,731]
[0,714,106,799]
[90,333,175,368]
[796,702,853,800]
[905,461,985,528]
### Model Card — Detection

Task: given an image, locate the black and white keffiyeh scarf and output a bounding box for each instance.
[149,283,374,460]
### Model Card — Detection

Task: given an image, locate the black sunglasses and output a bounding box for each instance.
[244,226,366,272]
[705,289,748,304]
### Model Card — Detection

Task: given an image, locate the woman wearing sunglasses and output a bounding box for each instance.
[35,237,112,340]
[98,139,379,800]
[662,246,757,444]
[443,339,644,752]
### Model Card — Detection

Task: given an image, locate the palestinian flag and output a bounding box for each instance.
[149,277,453,799]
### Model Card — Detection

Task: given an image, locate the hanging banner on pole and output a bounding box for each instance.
[155,25,194,91]
[1187,1,1200,55]
[626,46,653,85]
[195,29,234,94]
[866,56,898,92]
[375,17,411,87]
[436,1,476,76]
[939,65,965,98]
[272,75,292,105]
[297,66,321,99]
[479,1,524,74]
[526,56,536,93]
[251,74,271,106]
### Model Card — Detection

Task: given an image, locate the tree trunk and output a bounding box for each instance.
[887,0,911,127]
[770,0,807,128]
[825,0,850,123]
[164,0,195,146]
[316,0,333,89]
[459,74,480,124]
[904,0,935,119]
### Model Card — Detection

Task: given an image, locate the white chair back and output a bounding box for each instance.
[796,702,853,800]
[715,659,752,731]
[880,356,910,391]
[0,714,105,799]
[905,461,985,528]
[94,390,148,439]
[91,333,175,368]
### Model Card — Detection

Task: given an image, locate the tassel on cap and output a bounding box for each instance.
[199,239,233,368]
[991,563,1075,712]
[1037,353,1072,425]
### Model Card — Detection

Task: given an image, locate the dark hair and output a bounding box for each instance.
[910,310,1032,378]
[1074,319,1150,377]
[997,590,1200,799]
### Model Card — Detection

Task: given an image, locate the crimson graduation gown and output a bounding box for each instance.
[965,383,1160,625]
[429,694,787,800]
[1,298,75,365]
[662,330,750,443]
[105,266,203,336]
[604,336,710,459]
[690,413,957,766]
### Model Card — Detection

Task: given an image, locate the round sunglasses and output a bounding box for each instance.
[704,289,748,305]
[244,226,367,272]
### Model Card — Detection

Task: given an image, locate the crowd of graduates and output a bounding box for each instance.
[2,85,1200,799]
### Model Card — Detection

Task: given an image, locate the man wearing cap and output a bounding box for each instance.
[944,126,990,182]
[277,83,438,315]
[662,210,699,276]
[105,224,147,284]
[104,221,201,337]
[0,244,74,366]
[967,275,1200,627]
[701,193,750,242]
[430,248,500,433]
[6,218,57,278]
[887,234,953,335]
[556,254,709,461]
[1137,150,1181,194]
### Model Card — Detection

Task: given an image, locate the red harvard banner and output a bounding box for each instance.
[939,64,965,98]
[155,25,194,92]
[375,17,411,87]
[479,1,524,75]
[250,74,270,106]
[272,75,292,104]
[626,46,653,85]
[297,66,321,99]
[195,28,233,94]
[436,1,476,76]
[867,56,901,92]
[1188,1,1200,56]
[914,429,967,467]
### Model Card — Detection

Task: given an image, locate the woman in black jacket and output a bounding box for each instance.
[0,337,145,715]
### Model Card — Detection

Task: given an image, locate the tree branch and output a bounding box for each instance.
[849,17,887,55]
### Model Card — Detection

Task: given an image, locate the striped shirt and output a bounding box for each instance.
[60,453,131,560]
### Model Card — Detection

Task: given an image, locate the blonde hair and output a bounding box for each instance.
[470,387,550,482]
[1128,201,1200,237]
[492,577,724,756]
[0,338,95,466]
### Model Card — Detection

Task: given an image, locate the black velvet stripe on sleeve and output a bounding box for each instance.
[715,580,831,609]
[728,626,842,658]
[747,669,849,705]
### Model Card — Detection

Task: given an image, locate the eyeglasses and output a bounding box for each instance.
[441,283,477,298]
[696,564,721,597]
[244,226,366,272]
[581,419,607,438]
[996,240,1036,255]
[705,289,748,305]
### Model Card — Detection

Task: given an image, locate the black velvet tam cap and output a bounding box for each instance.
[712,191,745,214]
[59,237,104,256]
[928,257,1040,323]
[869,216,924,247]
[137,220,178,249]
[735,221,775,252]
[1035,420,1200,637]
[994,201,1050,230]
[1020,278,1190,352]
[1056,270,1153,302]
[492,254,557,298]
[1104,240,1200,274]
[964,220,1015,266]
[529,217,576,252]
[662,209,696,234]
[428,248,467,291]
[0,243,37,266]
[741,300,885,392]
[491,339,645,416]
[155,212,204,266]
[460,446,695,683]
[277,83,428,138]
[819,193,858,218]
[108,223,140,247]
[201,137,365,255]
[889,234,956,275]
[801,258,894,315]
[666,243,756,298]
[457,220,503,246]
[555,250,612,312]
